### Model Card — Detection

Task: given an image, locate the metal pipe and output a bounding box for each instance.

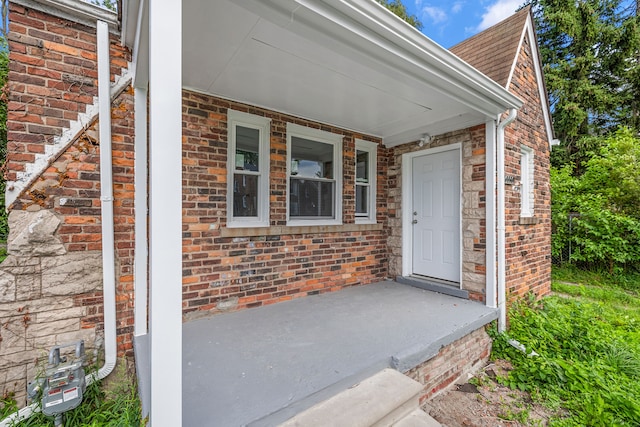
[497,108,517,332]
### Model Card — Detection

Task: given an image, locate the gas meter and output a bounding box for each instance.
[27,341,87,425]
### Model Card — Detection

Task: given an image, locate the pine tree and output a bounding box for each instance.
[529,0,640,169]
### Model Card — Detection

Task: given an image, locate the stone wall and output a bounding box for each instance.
[387,125,488,302]
[503,32,552,301]
[0,210,103,405]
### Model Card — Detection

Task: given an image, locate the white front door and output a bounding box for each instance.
[411,149,460,282]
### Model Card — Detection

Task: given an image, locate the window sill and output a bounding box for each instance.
[220,223,383,238]
[519,216,538,225]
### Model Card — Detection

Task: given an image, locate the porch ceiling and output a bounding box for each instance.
[125,0,523,147]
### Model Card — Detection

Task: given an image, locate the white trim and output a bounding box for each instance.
[506,14,556,148]
[520,145,535,218]
[12,0,118,32]
[226,110,272,228]
[401,143,462,283]
[485,122,497,309]
[354,139,377,224]
[132,0,149,89]
[148,0,182,424]
[134,86,148,337]
[286,123,343,226]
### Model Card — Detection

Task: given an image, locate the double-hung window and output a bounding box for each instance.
[227,110,271,228]
[355,139,377,224]
[287,123,342,226]
[520,145,534,218]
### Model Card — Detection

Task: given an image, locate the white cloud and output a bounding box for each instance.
[451,1,464,14]
[422,6,447,23]
[414,0,448,24]
[477,0,521,31]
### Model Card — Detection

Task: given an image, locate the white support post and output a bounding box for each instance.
[134,86,148,337]
[149,0,182,425]
[485,121,497,309]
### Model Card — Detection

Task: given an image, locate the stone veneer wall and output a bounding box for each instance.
[503,32,552,301]
[180,91,390,320]
[387,125,488,302]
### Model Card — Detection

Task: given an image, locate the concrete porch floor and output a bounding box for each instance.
[183,280,497,426]
[136,280,498,426]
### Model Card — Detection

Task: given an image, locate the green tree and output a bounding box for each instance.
[375,0,423,30]
[551,128,640,273]
[529,0,640,169]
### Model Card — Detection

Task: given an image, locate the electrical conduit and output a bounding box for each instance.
[0,20,117,426]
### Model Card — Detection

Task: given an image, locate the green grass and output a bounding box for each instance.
[1,363,144,427]
[552,264,640,292]
[491,267,640,426]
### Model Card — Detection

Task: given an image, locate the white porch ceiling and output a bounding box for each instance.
[126,0,522,147]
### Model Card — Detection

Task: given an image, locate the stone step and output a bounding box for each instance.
[279,368,427,427]
[393,409,442,427]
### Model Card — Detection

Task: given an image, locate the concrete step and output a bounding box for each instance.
[393,409,442,427]
[279,368,428,427]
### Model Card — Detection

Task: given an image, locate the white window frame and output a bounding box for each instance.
[354,139,377,224]
[226,109,271,228]
[286,123,343,226]
[520,145,535,218]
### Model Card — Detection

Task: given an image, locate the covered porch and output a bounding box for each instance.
[121,0,520,424]
[136,281,497,425]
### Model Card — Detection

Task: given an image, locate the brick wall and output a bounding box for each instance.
[503,33,552,301]
[6,3,129,188]
[405,326,492,401]
[180,91,389,319]
[387,126,488,302]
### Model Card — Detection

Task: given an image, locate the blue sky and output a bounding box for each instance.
[404,0,523,48]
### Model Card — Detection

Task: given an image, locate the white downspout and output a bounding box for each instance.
[497,108,517,333]
[94,18,117,383]
[0,20,117,427]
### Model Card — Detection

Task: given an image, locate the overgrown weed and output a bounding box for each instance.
[491,267,640,426]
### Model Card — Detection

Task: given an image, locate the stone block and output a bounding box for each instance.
[15,274,41,301]
[7,210,67,257]
[26,318,80,340]
[0,316,27,355]
[41,252,103,296]
[0,270,16,303]
[34,307,86,323]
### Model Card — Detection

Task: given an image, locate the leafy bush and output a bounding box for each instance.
[551,128,640,273]
[492,276,640,426]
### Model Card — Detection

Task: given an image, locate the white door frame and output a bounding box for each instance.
[401,143,463,287]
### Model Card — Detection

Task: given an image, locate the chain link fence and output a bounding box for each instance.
[551,213,580,266]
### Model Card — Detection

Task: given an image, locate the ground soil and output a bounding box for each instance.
[422,359,561,427]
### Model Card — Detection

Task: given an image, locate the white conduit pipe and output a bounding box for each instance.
[0,20,117,427]
[497,108,518,333]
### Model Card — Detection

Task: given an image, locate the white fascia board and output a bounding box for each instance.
[121,0,140,47]
[131,0,149,88]
[286,0,523,115]
[506,14,556,148]
[13,0,118,32]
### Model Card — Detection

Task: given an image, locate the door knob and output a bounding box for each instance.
[412,219,418,224]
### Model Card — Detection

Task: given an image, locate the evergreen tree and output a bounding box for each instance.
[529,0,640,169]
